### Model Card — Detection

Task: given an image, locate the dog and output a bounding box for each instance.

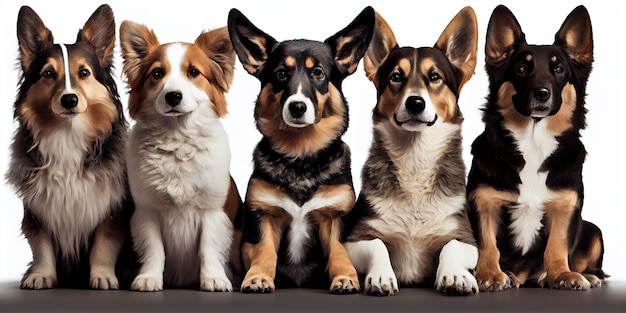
[342,7,480,296]
[467,5,606,291]
[227,7,375,294]
[7,5,132,289]
[120,21,243,291]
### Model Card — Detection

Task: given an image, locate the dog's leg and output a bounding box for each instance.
[89,213,127,290]
[130,208,165,291]
[570,221,605,288]
[436,239,479,295]
[199,210,234,292]
[344,239,398,296]
[21,210,57,289]
[240,215,283,293]
[542,190,591,290]
[470,187,517,291]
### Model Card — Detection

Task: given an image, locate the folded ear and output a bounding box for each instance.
[485,5,525,66]
[227,8,278,77]
[195,27,236,92]
[363,11,399,82]
[554,5,593,66]
[434,6,478,91]
[76,4,116,69]
[119,20,160,84]
[325,6,376,78]
[16,6,54,71]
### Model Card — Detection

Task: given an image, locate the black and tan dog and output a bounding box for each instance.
[467,5,606,291]
[227,7,374,294]
[7,5,132,289]
[342,7,480,296]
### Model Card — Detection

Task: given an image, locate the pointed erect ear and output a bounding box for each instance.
[119,20,160,83]
[554,5,593,66]
[434,6,478,91]
[485,5,525,66]
[16,6,54,71]
[325,6,376,78]
[363,11,398,82]
[195,27,236,92]
[227,9,278,77]
[77,4,116,69]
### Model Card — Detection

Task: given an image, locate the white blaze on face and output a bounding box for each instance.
[59,44,73,93]
[282,84,316,127]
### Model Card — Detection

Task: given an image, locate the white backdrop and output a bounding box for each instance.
[1,0,624,282]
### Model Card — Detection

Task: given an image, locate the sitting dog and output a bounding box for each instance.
[342,7,480,296]
[120,21,242,291]
[467,5,606,291]
[227,7,375,294]
[7,5,132,289]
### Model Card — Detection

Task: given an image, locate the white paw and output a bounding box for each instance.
[364,265,399,296]
[90,270,119,290]
[21,272,57,289]
[200,276,233,292]
[436,265,478,295]
[131,274,163,292]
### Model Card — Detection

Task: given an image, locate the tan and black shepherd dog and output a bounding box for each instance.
[228,7,375,294]
[467,5,606,291]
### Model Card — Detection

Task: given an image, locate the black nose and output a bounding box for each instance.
[533,87,551,102]
[405,96,426,115]
[60,94,78,109]
[288,101,307,118]
[165,91,183,106]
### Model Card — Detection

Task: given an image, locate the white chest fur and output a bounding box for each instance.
[509,120,558,255]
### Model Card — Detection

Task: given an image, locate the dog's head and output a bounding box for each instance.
[363,7,478,132]
[15,5,121,140]
[228,7,374,156]
[120,22,235,124]
[485,5,592,129]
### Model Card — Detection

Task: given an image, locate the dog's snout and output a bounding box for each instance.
[288,101,307,118]
[165,91,183,106]
[533,87,550,102]
[60,94,79,109]
[405,96,426,115]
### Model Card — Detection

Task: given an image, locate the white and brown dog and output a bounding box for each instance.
[342,7,480,296]
[120,21,242,291]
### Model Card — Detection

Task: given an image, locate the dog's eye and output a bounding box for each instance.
[429,73,441,83]
[517,65,528,75]
[42,69,55,79]
[151,68,165,80]
[390,72,403,83]
[188,67,201,78]
[311,67,325,80]
[79,68,91,78]
[553,66,564,74]
[276,69,288,82]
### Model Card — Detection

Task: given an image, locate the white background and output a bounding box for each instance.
[1,0,624,283]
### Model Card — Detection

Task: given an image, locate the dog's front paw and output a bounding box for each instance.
[363,266,398,296]
[200,276,233,292]
[330,275,360,295]
[241,274,274,293]
[21,272,57,289]
[543,271,591,291]
[131,274,163,292]
[90,269,119,290]
[475,269,517,292]
[435,266,478,296]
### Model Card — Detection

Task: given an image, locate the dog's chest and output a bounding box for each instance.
[509,120,558,254]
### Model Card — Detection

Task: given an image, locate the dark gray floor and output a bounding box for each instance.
[1,280,624,313]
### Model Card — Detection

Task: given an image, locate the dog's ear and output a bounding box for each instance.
[16,6,54,72]
[195,27,236,92]
[76,4,116,70]
[119,20,160,84]
[434,6,478,91]
[227,9,278,77]
[554,5,593,66]
[485,5,525,66]
[363,11,399,82]
[325,6,376,78]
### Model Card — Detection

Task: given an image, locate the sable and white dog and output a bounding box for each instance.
[343,7,480,296]
[120,21,242,291]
